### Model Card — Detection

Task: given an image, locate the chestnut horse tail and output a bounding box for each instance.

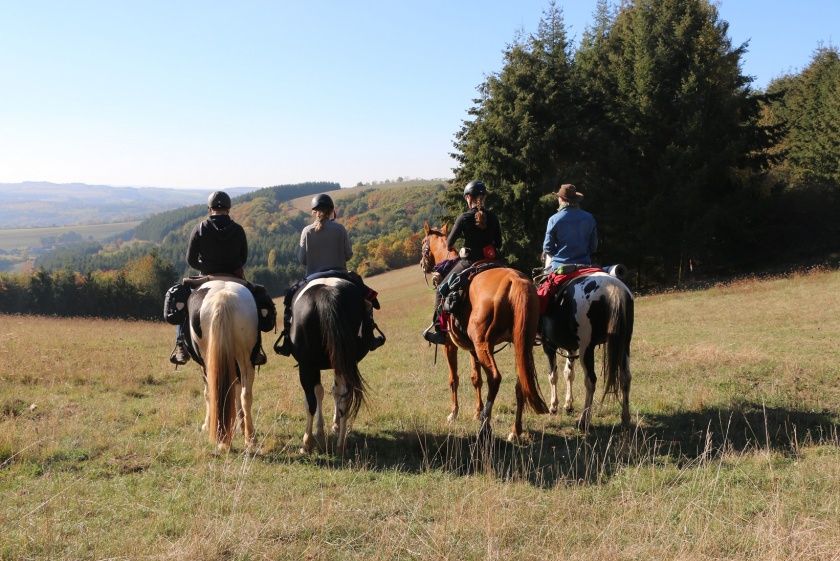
[205,289,239,446]
[603,283,634,396]
[509,277,549,414]
[316,286,367,419]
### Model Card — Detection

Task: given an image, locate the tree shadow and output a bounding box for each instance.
[256,402,838,488]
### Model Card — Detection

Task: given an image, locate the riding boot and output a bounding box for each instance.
[169,332,190,366]
[251,332,267,366]
[362,301,386,351]
[274,302,294,357]
[422,303,448,345]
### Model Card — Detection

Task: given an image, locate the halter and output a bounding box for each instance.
[420,236,434,286]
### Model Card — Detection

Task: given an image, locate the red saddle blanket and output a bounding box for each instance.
[537,267,604,314]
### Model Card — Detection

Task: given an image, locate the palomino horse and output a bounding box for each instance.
[420,223,548,441]
[540,265,634,430]
[284,277,368,455]
[188,280,259,452]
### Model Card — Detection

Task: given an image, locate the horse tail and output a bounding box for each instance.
[316,286,367,419]
[510,277,549,414]
[205,289,239,446]
[603,282,634,396]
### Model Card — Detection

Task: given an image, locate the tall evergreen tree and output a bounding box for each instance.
[451,2,579,269]
[574,0,765,281]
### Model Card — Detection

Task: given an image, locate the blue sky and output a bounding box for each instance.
[1,1,836,189]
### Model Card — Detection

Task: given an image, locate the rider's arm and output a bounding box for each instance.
[186,224,201,271]
[542,214,558,256]
[446,214,466,251]
[297,228,308,266]
[342,224,353,264]
[239,226,248,269]
[491,212,503,252]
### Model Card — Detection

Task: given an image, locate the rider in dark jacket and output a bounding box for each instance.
[423,180,502,345]
[170,191,266,366]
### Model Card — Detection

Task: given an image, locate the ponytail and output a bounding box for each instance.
[472,195,487,230]
[313,209,334,231]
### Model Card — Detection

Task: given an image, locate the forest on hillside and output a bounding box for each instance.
[1,0,837,318]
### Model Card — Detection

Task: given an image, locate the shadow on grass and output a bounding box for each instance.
[257,402,838,488]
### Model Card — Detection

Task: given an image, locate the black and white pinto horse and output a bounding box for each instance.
[287,278,368,455]
[188,280,259,452]
[541,270,634,430]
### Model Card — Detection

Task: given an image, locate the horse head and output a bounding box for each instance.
[420,221,454,274]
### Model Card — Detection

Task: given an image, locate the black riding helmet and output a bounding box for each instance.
[463,180,487,197]
[311,193,335,211]
[208,191,232,210]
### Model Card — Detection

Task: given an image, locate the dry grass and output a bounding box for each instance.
[1,267,838,560]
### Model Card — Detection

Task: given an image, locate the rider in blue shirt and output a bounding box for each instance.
[543,183,598,271]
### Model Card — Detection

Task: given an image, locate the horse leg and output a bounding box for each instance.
[300,365,324,454]
[620,355,632,427]
[239,365,256,449]
[468,352,483,420]
[563,357,576,413]
[546,350,559,414]
[332,377,349,456]
[577,345,597,432]
[445,342,460,423]
[473,342,501,436]
[201,377,211,433]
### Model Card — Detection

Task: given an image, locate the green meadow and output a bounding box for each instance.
[0,221,140,252]
[1,266,838,560]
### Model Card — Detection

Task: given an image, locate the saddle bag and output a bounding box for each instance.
[163,283,191,325]
[251,283,277,332]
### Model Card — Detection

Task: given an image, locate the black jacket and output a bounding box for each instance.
[186,214,248,275]
[447,207,502,262]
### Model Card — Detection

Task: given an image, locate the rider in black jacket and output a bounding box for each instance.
[422,180,503,344]
[170,191,266,365]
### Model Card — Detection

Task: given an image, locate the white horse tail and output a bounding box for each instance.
[603,281,634,397]
[205,289,239,446]
[509,276,549,414]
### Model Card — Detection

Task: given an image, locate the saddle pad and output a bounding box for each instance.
[536,267,604,314]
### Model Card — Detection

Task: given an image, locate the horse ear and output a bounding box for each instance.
[442,223,449,235]
[423,221,430,235]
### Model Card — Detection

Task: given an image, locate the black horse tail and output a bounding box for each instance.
[603,283,634,397]
[316,285,367,419]
[510,277,549,414]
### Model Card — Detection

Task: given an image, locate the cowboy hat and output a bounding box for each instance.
[556,183,583,201]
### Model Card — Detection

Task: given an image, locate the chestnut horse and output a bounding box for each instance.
[188,280,259,452]
[420,222,548,441]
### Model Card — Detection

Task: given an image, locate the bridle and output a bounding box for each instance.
[420,236,434,286]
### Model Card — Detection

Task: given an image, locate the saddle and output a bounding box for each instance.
[439,260,505,314]
[535,266,604,314]
[168,275,277,333]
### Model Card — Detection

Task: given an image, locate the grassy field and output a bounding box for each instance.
[1,266,838,560]
[0,221,141,251]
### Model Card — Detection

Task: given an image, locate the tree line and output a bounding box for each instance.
[449,0,839,286]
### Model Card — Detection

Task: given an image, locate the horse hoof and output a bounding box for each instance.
[565,405,574,414]
[447,412,457,423]
[549,405,558,415]
[507,432,519,443]
[216,443,231,454]
[331,423,339,434]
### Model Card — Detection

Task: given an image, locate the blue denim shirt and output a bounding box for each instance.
[543,206,598,268]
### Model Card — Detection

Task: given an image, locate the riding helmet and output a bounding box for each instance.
[207,191,232,210]
[311,193,335,211]
[463,180,487,197]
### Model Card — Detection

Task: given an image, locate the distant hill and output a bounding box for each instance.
[0,182,258,228]
[34,179,451,293]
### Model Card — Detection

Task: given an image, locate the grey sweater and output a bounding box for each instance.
[298,220,353,276]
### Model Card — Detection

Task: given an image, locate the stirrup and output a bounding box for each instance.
[252,346,267,366]
[422,323,448,345]
[169,342,190,366]
[273,331,292,357]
